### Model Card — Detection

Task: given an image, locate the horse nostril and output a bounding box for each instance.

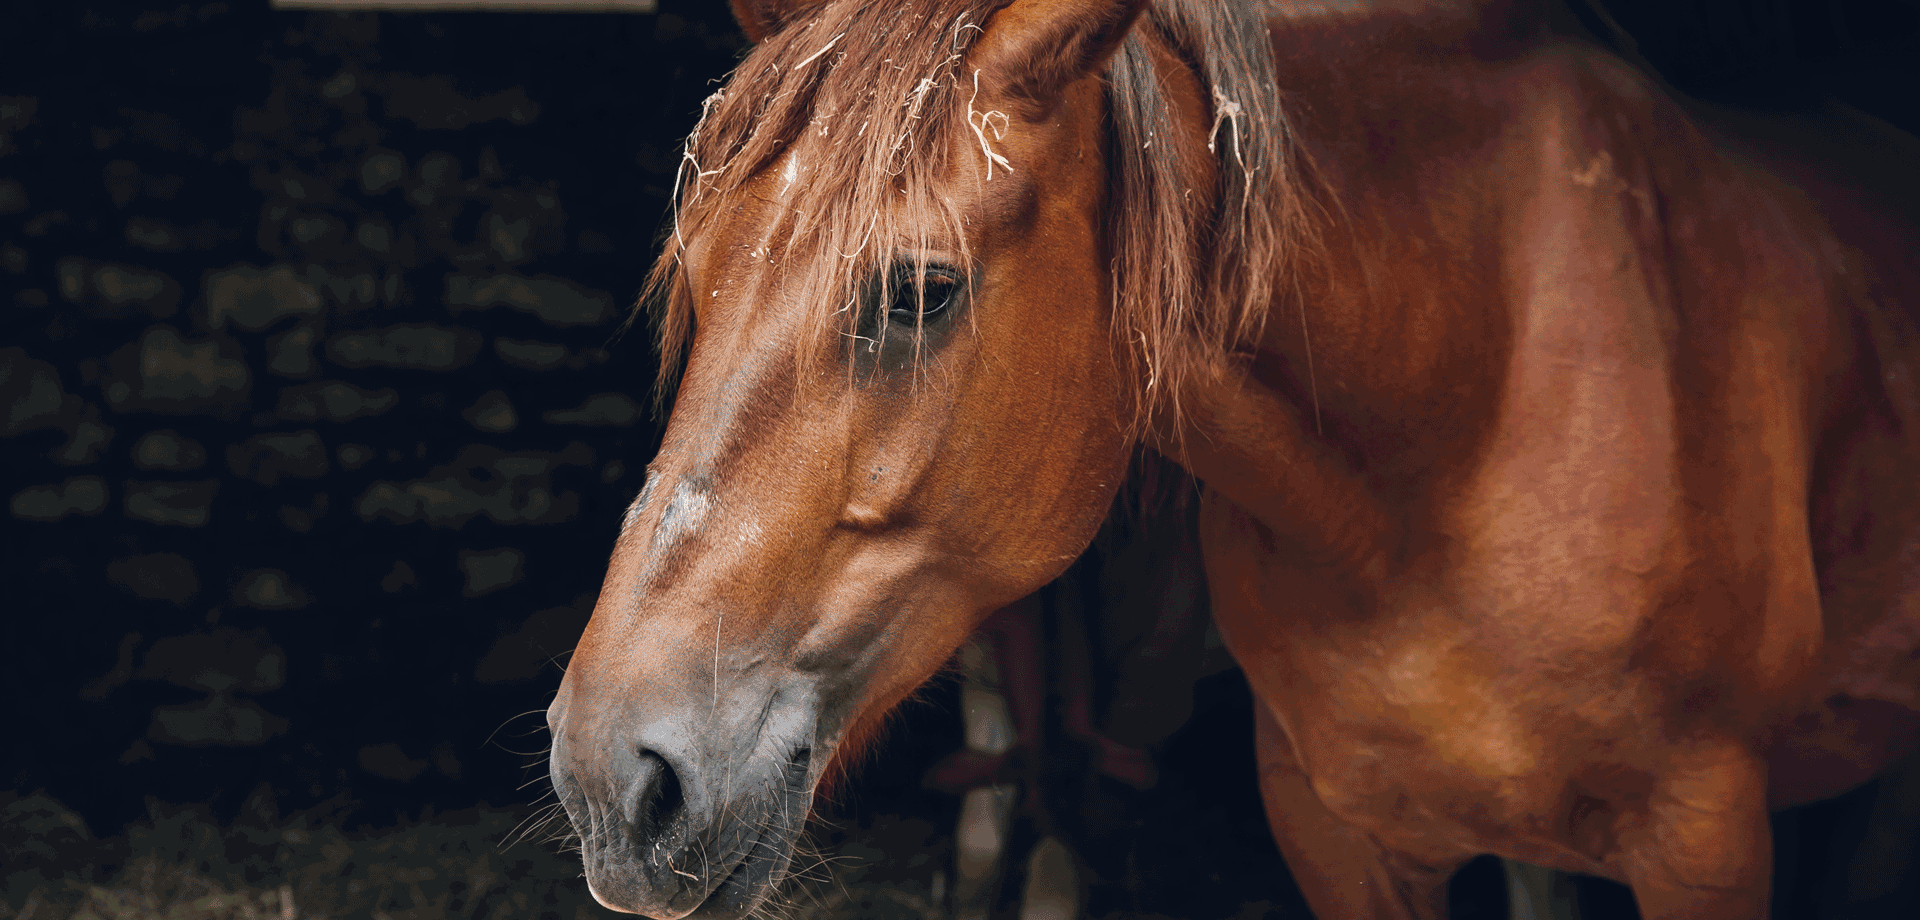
[633,749,686,840]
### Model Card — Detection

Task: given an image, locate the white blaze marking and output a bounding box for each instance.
[651,481,713,557]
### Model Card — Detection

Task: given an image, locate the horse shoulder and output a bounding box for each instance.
[1691,95,1920,804]
[1432,36,1920,792]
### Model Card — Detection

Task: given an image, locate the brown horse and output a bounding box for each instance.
[546,1,1920,917]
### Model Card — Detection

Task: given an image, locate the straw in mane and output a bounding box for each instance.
[642,0,1313,431]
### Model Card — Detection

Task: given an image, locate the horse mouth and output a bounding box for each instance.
[620,749,813,920]
[699,751,813,919]
[669,800,806,919]
[586,803,801,920]
[559,692,824,920]
[695,820,777,918]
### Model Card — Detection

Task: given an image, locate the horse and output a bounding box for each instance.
[545,1,1920,918]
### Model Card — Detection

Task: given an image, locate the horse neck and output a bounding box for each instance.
[1152,3,1559,569]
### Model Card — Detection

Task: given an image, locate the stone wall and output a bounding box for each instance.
[2,1,744,830]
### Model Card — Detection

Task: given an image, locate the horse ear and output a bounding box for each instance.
[729,0,829,43]
[971,0,1150,120]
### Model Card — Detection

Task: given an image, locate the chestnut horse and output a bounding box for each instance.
[547,1,1920,918]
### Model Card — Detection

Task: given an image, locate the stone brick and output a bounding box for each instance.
[327,324,481,370]
[458,547,524,597]
[52,413,114,465]
[131,430,207,470]
[56,258,183,319]
[462,389,517,433]
[287,214,344,247]
[125,217,185,252]
[275,380,399,422]
[446,273,611,327]
[124,479,219,527]
[358,742,427,781]
[354,219,393,255]
[106,552,198,603]
[380,560,417,593]
[101,160,183,208]
[408,151,462,208]
[267,323,318,377]
[354,442,592,529]
[485,212,531,262]
[380,75,538,130]
[258,166,344,209]
[96,264,180,315]
[2,347,78,436]
[148,693,287,747]
[0,95,35,158]
[0,177,26,214]
[359,149,406,194]
[101,326,250,416]
[337,442,374,470]
[229,430,329,485]
[103,160,140,208]
[278,493,330,533]
[23,211,67,238]
[10,476,108,522]
[494,337,568,370]
[313,267,379,308]
[143,218,235,252]
[233,569,310,610]
[204,263,322,331]
[544,392,639,427]
[138,627,285,694]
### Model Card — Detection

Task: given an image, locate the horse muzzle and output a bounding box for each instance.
[548,681,823,920]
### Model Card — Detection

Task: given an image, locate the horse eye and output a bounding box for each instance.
[887,267,959,323]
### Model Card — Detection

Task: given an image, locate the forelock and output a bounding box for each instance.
[644,0,1014,400]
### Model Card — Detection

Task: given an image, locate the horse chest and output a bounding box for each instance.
[1266,621,1569,835]
[1201,500,1651,849]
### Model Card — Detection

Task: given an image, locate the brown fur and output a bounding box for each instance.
[645,0,1313,433]
[645,0,997,409]
[558,4,1920,920]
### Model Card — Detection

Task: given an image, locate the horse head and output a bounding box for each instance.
[543,2,1218,916]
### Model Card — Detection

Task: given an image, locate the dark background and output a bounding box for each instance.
[2,2,1917,918]
[1,0,746,833]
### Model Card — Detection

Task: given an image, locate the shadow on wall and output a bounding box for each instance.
[0,1,747,831]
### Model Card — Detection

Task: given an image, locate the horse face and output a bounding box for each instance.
[547,2,1149,917]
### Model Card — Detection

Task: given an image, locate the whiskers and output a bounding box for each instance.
[501,796,578,853]
[740,814,863,920]
[484,707,555,758]
[494,702,582,858]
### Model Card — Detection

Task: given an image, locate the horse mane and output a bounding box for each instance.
[1108,0,1314,430]
[643,0,1312,433]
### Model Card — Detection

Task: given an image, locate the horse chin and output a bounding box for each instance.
[585,776,814,920]
[689,814,803,920]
